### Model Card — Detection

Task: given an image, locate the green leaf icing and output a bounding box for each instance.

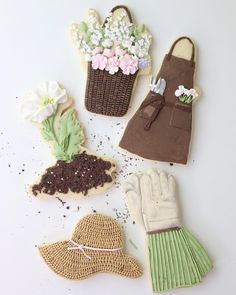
[41,115,56,141]
[57,108,84,160]
[79,21,88,33]
[40,108,84,162]
[137,24,145,33]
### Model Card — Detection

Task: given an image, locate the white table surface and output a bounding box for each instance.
[1,0,236,294]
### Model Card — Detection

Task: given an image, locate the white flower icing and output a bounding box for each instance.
[175,85,198,104]
[21,81,67,123]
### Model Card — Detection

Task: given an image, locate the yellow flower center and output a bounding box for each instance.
[40,95,54,106]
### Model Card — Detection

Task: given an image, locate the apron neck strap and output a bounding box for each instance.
[166,36,195,65]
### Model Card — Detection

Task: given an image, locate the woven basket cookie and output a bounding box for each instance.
[21,81,116,198]
[38,214,142,279]
[71,5,152,116]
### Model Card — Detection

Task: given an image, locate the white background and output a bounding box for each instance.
[0,0,236,294]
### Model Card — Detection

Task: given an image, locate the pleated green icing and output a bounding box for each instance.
[148,226,212,292]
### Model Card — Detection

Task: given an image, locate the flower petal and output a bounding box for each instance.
[175,89,182,97]
[21,99,39,120]
[48,81,60,96]
[32,104,56,123]
[54,89,67,104]
[37,81,49,97]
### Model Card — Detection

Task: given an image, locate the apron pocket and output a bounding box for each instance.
[170,102,192,131]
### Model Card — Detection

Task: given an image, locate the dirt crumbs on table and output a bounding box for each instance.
[31,151,114,196]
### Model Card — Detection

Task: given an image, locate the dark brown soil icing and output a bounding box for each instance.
[32,151,114,196]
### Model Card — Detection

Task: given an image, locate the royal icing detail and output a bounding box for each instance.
[22,81,83,162]
[38,214,142,279]
[71,8,152,75]
[21,81,116,197]
[122,169,213,292]
[21,81,67,123]
[175,85,198,104]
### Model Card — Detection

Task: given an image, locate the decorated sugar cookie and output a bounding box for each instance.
[120,36,199,164]
[70,5,152,117]
[38,214,142,279]
[122,169,212,292]
[21,81,116,197]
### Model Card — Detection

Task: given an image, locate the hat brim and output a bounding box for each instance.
[38,241,142,280]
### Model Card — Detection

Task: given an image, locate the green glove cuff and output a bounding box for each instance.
[147,225,213,292]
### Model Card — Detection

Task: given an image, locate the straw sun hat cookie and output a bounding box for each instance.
[38,214,142,279]
[70,5,152,117]
[21,81,116,198]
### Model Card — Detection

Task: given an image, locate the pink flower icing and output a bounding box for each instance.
[115,46,125,57]
[103,48,115,57]
[92,47,103,55]
[119,54,138,75]
[92,54,107,70]
[105,56,119,74]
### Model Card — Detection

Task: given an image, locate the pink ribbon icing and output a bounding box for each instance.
[67,240,123,260]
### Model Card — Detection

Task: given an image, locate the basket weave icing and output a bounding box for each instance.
[85,62,138,116]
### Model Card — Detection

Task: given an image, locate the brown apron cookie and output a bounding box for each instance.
[120,37,197,164]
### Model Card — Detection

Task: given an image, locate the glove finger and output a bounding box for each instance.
[121,181,134,194]
[160,170,169,200]
[147,168,162,202]
[126,173,141,194]
[140,173,153,215]
[125,190,144,227]
[167,174,176,200]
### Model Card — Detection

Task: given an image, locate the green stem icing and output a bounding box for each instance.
[179,94,194,104]
[40,108,84,162]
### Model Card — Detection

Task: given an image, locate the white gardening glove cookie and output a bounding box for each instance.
[122,169,181,232]
[122,168,213,293]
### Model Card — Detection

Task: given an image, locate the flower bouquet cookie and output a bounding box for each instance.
[71,5,152,117]
[39,214,142,279]
[21,81,116,197]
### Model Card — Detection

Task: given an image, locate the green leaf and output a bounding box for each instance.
[56,108,84,161]
[129,25,135,36]
[84,33,90,43]
[137,24,145,33]
[60,134,70,151]
[40,116,55,141]
[54,142,70,161]
[79,21,88,33]
[179,96,185,103]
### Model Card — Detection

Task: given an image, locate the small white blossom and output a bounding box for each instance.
[175,85,185,97]
[91,33,101,46]
[122,39,132,49]
[102,39,113,48]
